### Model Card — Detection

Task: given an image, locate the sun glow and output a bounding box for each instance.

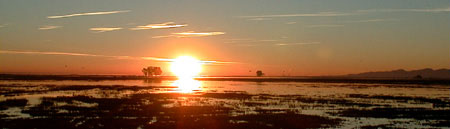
[170,56,203,78]
[170,56,203,93]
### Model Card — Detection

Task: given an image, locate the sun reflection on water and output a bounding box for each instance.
[171,78,202,93]
[169,56,204,93]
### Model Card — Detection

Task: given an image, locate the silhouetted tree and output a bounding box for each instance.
[153,67,162,76]
[142,66,163,77]
[142,68,148,77]
[256,70,264,77]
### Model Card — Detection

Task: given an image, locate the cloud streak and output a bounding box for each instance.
[130,22,187,30]
[274,42,321,46]
[153,31,225,38]
[344,19,397,23]
[285,22,297,24]
[174,31,226,37]
[0,50,118,58]
[239,12,355,18]
[358,7,450,13]
[0,50,235,64]
[38,25,62,30]
[239,7,448,20]
[0,24,8,28]
[247,18,272,21]
[90,27,122,33]
[47,10,130,19]
[235,42,321,47]
[307,24,344,28]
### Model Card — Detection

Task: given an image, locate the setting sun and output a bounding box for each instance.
[170,56,203,78]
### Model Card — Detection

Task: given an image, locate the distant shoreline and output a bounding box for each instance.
[0,74,448,85]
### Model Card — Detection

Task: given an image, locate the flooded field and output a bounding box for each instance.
[1,78,449,129]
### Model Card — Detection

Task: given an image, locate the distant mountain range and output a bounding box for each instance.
[347,68,450,79]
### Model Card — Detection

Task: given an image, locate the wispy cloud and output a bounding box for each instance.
[235,42,321,47]
[151,35,174,39]
[38,25,62,30]
[285,22,297,24]
[90,27,122,33]
[0,24,8,28]
[147,58,235,64]
[130,22,187,30]
[224,39,280,44]
[47,10,130,19]
[307,24,344,28]
[150,35,179,39]
[0,50,169,61]
[274,42,321,46]
[358,7,450,13]
[153,31,225,38]
[344,19,397,23]
[239,12,355,18]
[0,50,235,64]
[239,7,449,21]
[0,50,127,59]
[174,31,225,37]
[247,18,272,21]
[258,39,278,42]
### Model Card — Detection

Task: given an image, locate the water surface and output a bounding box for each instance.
[1,79,449,128]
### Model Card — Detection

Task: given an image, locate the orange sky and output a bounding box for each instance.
[0,0,449,76]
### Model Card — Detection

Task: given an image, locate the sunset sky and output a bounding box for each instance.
[0,0,449,76]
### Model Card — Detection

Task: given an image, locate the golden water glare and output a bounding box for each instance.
[169,56,203,93]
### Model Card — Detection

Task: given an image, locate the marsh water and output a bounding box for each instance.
[1,78,449,128]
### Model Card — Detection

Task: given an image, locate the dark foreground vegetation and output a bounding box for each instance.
[1,95,341,129]
[1,80,449,128]
[1,85,343,129]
